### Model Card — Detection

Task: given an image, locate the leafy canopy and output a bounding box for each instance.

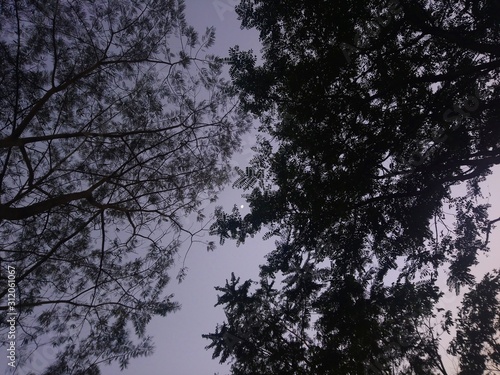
[0,0,250,373]
[205,0,500,374]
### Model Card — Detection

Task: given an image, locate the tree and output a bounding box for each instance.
[450,269,500,374]
[205,0,500,373]
[0,0,250,373]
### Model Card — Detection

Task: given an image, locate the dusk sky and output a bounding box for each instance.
[3,1,499,374]
[107,2,266,374]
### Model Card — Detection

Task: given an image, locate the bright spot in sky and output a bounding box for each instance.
[240,205,244,208]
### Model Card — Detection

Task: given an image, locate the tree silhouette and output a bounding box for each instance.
[0,0,250,373]
[206,0,500,373]
[450,270,500,374]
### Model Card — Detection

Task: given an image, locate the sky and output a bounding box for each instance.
[105,2,266,374]
[4,1,499,374]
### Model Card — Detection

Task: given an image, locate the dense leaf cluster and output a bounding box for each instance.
[206,1,500,374]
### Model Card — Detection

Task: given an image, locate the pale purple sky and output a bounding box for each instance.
[5,1,498,374]
[106,2,266,374]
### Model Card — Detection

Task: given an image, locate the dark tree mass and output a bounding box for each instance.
[205,1,500,374]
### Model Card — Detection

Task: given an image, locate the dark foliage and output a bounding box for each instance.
[205,1,500,374]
